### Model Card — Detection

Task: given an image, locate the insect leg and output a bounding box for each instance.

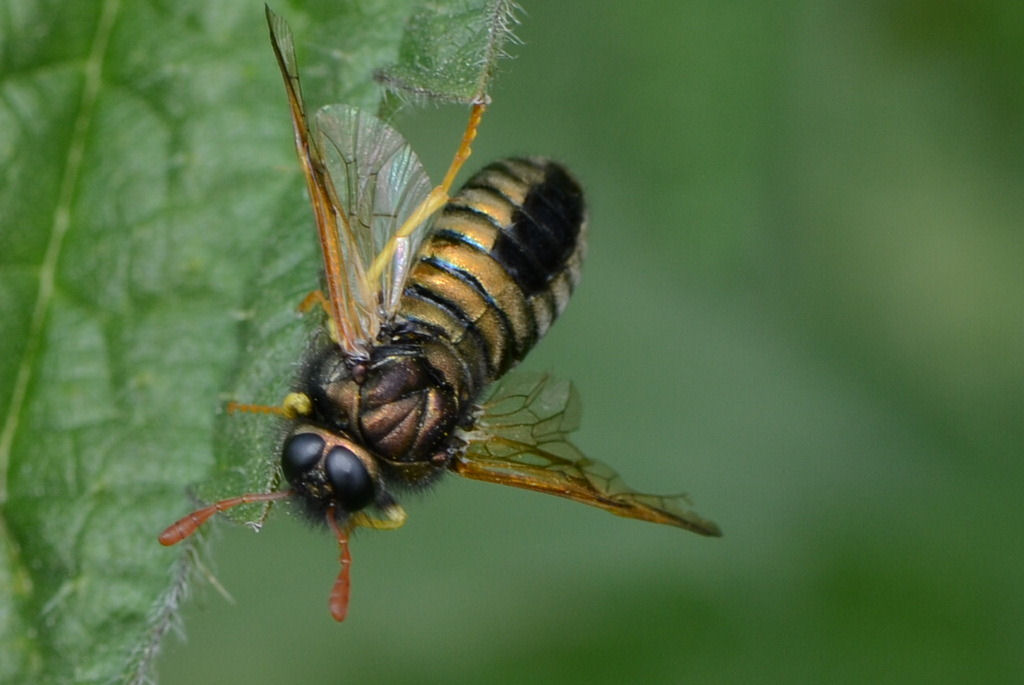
[366,103,487,283]
[297,289,331,315]
[227,392,313,419]
[297,289,340,343]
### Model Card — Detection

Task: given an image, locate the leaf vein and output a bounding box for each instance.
[0,0,123,502]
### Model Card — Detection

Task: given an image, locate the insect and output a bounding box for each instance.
[159,7,721,622]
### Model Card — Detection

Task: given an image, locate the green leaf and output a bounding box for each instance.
[0,0,516,682]
[377,0,520,103]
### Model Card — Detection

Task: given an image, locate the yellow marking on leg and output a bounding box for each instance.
[281,392,313,418]
[350,503,407,530]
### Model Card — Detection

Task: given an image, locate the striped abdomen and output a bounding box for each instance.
[397,157,587,391]
[322,158,586,470]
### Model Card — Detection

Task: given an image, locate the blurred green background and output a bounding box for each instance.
[160,1,1023,682]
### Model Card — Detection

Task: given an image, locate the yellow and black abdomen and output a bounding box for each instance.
[323,158,586,472]
[398,157,587,391]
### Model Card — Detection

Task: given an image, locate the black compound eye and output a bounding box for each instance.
[281,432,325,484]
[324,446,374,512]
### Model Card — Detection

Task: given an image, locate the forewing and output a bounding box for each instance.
[266,7,369,355]
[315,105,433,325]
[453,373,722,536]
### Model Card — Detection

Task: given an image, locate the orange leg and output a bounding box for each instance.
[366,103,487,283]
[227,402,286,416]
[228,392,312,420]
[297,289,331,316]
[297,289,341,343]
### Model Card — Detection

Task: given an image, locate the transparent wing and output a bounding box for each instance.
[315,105,433,323]
[452,373,722,536]
[266,7,368,355]
[267,8,434,353]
